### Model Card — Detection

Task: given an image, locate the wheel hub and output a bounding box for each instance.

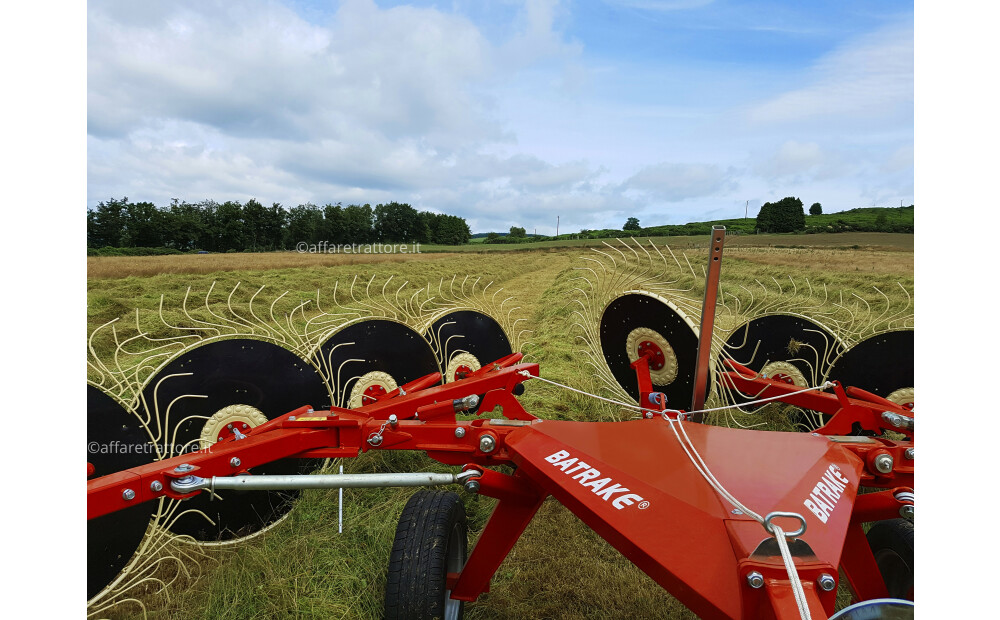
[446,352,481,383]
[201,404,268,448]
[760,361,807,387]
[349,371,399,408]
[637,340,666,370]
[625,326,679,385]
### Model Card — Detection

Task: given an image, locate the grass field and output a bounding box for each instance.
[88,233,914,619]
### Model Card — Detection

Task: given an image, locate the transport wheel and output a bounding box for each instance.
[385,490,468,620]
[866,518,914,600]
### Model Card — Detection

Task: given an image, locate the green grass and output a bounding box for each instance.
[89,239,913,619]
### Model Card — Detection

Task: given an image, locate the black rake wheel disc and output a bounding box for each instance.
[87,385,157,600]
[826,330,914,409]
[600,292,701,407]
[139,338,330,543]
[428,310,513,380]
[318,319,441,408]
[720,314,844,412]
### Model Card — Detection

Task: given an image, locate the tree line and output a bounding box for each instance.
[86,197,473,252]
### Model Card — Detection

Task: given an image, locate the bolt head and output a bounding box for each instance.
[242,423,248,429]
[479,434,496,453]
[874,453,894,474]
[746,571,764,589]
[817,574,836,592]
[455,427,466,438]
[904,447,914,460]
[288,416,296,421]
[122,489,136,501]
[645,411,653,419]
[899,504,914,521]
[174,463,194,473]
[388,414,398,425]
[150,481,163,493]
[731,509,743,515]
[307,408,314,413]
[230,457,242,468]
[464,480,481,494]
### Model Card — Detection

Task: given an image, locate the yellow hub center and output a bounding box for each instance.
[349,371,398,408]
[199,404,268,449]
[446,352,481,382]
[760,361,807,387]
[626,327,678,385]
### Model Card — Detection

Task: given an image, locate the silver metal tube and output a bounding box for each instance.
[169,470,480,494]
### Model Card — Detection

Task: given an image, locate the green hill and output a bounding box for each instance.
[525,205,914,242]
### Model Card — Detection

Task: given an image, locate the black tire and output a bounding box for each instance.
[866,518,914,600]
[385,490,468,620]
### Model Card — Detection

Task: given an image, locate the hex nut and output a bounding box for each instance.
[817,574,836,592]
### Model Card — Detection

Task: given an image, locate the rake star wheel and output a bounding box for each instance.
[599,292,702,406]
[426,310,513,382]
[825,329,915,413]
[87,384,213,618]
[87,384,158,601]
[138,338,330,543]
[87,275,529,614]
[571,238,914,427]
[717,314,845,426]
[314,319,441,409]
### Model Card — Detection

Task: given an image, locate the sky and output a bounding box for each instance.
[87,0,914,234]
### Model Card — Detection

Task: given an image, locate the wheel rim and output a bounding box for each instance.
[874,547,914,600]
[444,521,465,620]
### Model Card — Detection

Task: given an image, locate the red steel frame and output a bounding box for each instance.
[88,348,914,620]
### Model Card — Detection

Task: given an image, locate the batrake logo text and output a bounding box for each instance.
[802,464,851,524]
[295,241,422,254]
[545,450,647,510]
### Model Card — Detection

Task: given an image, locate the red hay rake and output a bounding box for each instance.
[87,230,914,619]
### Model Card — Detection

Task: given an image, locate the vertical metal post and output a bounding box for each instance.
[690,226,726,419]
[338,463,343,534]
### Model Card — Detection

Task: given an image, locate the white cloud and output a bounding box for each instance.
[751,140,852,182]
[86,1,913,232]
[623,162,736,201]
[747,21,913,126]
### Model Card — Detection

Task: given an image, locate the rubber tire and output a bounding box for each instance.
[866,518,914,600]
[385,490,468,620]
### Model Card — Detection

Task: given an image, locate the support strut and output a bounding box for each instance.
[691,225,726,418]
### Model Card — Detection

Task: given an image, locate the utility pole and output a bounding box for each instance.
[744,200,748,220]
[556,215,560,237]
